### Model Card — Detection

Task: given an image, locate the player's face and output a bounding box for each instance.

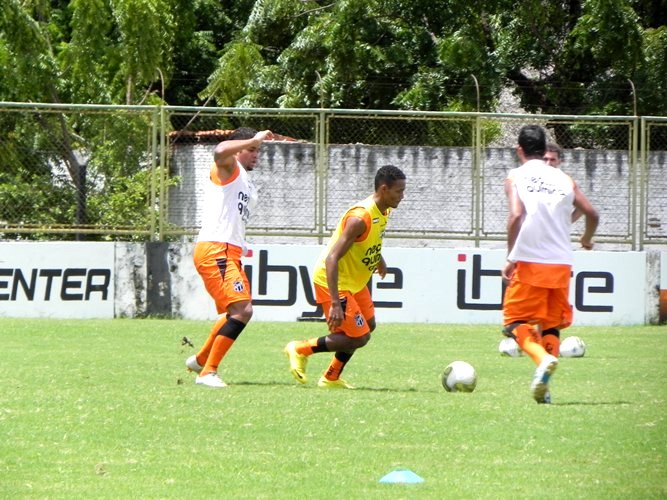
[237,146,260,171]
[543,151,560,167]
[383,179,406,209]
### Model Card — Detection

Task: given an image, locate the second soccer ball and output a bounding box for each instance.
[442,360,477,393]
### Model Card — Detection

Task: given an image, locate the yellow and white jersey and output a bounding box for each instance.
[196,161,257,250]
[507,159,575,265]
[314,195,390,294]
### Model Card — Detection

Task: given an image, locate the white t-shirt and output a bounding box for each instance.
[507,159,575,265]
[196,161,258,252]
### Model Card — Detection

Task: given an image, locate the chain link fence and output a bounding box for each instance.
[642,117,667,243]
[0,102,665,249]
[0,103,160,240]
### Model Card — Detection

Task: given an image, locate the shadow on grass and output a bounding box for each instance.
[229,380,308,387]
[226,381,430,393]
[554,401,633,406]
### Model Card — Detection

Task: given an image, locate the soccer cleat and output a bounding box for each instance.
[317,376,355,389]
[185,355,203,374]
[531,354,558,403]
[284,341,308,384]
[536,391,552,404]
[195,372,227,388]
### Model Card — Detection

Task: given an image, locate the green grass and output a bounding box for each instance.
[1,319,665,499]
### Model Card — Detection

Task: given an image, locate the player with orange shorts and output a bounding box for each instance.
[284,165,407,389]
[184,127,274,388]
[502,125,598,403]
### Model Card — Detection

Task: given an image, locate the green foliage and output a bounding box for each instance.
[0,0,665,237]
[0,319,665,497]
[201,41,265,107]
[0,1,184,239]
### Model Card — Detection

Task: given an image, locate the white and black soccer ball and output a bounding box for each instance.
[498,337,523,357]
[442,361,477,393]
[560,336,587,357]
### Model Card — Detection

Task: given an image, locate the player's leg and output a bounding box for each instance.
[503,277,557,403]
[320,288,375,387]
[503,279,549,365]
[285,286,371,386]
[541,328,560,357]
[199,299,251,379]
[542,286,573,357]
[192,244,251,388]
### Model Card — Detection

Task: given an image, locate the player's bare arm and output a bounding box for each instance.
[213,130,274,177]
[573,184,599,249]
[503,178,524,281]
[376,256,387,279]
[324,216,366,330]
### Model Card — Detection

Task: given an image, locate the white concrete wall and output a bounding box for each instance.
[1,242,663,325]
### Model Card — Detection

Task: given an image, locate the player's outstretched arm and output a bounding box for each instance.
[573,183,599,249]
[213,130,274,165]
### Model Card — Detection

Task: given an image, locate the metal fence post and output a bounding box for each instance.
[158,105,167,241]
[473,114,482,247]
[316,109,327,244]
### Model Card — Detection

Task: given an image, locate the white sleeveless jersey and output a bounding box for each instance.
[196,161,258,250]
[507,159,575,265]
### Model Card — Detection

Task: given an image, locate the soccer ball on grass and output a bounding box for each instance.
[498,337,523,357]
[560,336,586,357]
[442,360,477,393]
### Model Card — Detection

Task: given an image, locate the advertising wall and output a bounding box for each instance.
[200,245,646,326]
[0,242,115,318]
[2,242,658,325]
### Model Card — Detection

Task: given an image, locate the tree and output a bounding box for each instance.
[0,0,180,239]
[201,0,666,121]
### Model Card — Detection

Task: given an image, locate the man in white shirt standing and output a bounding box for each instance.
[186,127,274,388]
[501,125,599,403]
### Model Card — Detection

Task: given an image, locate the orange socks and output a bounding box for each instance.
[514,323,547,365]
[195,315,229,366]
[324,352,353,381]
[198,316,247,376]
[324,357,344,381]
[295,337,328,356]
[201,335,235,376]
[542,333,560,357]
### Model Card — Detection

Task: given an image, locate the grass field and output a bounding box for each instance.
[1,319,665,499]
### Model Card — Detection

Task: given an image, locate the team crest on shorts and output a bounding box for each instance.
[355,313,365,328]
[233,280,244,293]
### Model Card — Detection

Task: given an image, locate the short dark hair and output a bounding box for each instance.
[228,127,257,141]
[546,142,562,159]
[375,164,406,190]
[518,125,546,157]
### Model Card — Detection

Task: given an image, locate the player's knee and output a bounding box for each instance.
[350,333,371,349]
[543,328,560,338]
[502,321,527,339]
[217,315,247,340]
[229,301,253,323]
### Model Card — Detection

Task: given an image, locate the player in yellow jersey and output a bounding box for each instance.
[284,165,406,388]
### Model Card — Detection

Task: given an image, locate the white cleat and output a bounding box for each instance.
[531,354,558,403]
[195,372,227,388]
[185,355,203,374]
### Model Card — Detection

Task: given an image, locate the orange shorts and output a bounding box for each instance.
[503,262,573,331]
[194,241,250,314]
[315,283,374,337]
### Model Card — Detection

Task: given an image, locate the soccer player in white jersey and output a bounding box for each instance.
[501,125,598,403]
[185,127,274,388]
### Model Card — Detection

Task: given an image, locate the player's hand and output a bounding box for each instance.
[580,237,594,250]
[327,303,344,332]
[375,259,387,279]
[255,130,274,142]
[501,260,515,283]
